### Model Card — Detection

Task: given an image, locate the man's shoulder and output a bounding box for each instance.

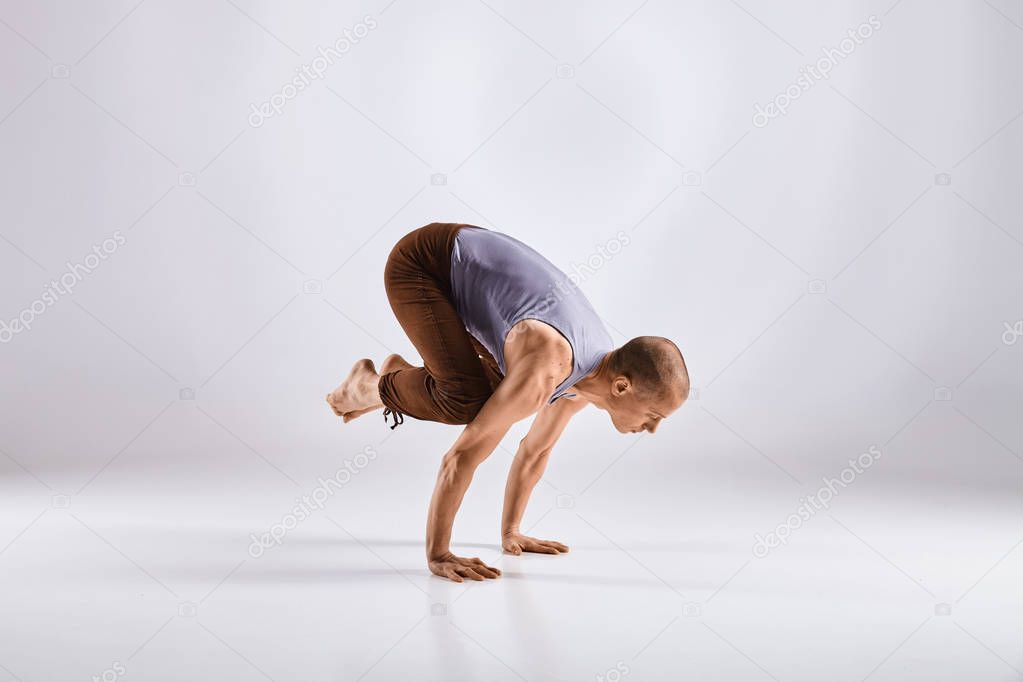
[507,319,571,358]
[504,319,572,383]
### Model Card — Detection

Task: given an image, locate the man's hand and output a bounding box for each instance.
[428,552,502,582]
[502,532,569,555]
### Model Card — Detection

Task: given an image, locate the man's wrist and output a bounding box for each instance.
[501,527,520,538]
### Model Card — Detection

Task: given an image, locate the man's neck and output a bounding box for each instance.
[571,352,613,406]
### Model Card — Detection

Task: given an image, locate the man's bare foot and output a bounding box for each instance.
[326,359,384,422]
[381,353,415,374]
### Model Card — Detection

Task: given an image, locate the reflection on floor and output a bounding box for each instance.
[1,465,1020,682]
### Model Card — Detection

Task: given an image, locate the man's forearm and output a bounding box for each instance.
[426,444,491,560]
[501,444,550,535]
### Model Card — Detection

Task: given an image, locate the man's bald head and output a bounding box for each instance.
[608,336,689,401]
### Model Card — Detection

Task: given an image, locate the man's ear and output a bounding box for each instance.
[612,376,631,396]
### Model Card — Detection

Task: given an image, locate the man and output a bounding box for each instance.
[327,223,689,582]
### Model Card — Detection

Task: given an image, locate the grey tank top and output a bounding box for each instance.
[449,226,613,404]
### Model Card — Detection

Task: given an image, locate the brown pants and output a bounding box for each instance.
[377,223,504,427]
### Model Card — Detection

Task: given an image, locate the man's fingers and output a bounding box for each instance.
[456,559,500,579]
[468,558,501,575]
[506,536,570,554]
[533,539,568,553]
[473,564,501,579]
[524,543,559,554]
[432,557,503,582]
[458,566,486,581]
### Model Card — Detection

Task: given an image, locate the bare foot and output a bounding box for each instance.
[381,353,415,374]
[326,359,384,422]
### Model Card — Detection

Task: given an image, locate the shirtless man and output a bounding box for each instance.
[327,223,689,582]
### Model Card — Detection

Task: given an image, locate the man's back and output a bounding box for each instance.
[448,226,613,403]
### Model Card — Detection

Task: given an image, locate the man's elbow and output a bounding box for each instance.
[439,448,483,484]
[523,447,551,476]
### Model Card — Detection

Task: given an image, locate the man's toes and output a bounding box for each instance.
[353,358,377,377]
[341,406,377,423]
[326,394,343,417]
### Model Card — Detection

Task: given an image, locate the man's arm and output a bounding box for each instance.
[425,361,555,582]
[501,395,588,554]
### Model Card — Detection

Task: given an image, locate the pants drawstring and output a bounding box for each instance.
[383,407,404,430]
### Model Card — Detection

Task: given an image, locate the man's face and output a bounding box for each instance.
[604,378,686,434]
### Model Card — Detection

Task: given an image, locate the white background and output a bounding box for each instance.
[1,1,1022,680]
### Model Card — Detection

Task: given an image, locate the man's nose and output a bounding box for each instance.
[646,421,658,434]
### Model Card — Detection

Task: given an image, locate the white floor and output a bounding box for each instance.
[2,402,1021,682]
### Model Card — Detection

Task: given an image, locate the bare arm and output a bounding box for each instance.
[501,395,588,554]
[425,361,554,582]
